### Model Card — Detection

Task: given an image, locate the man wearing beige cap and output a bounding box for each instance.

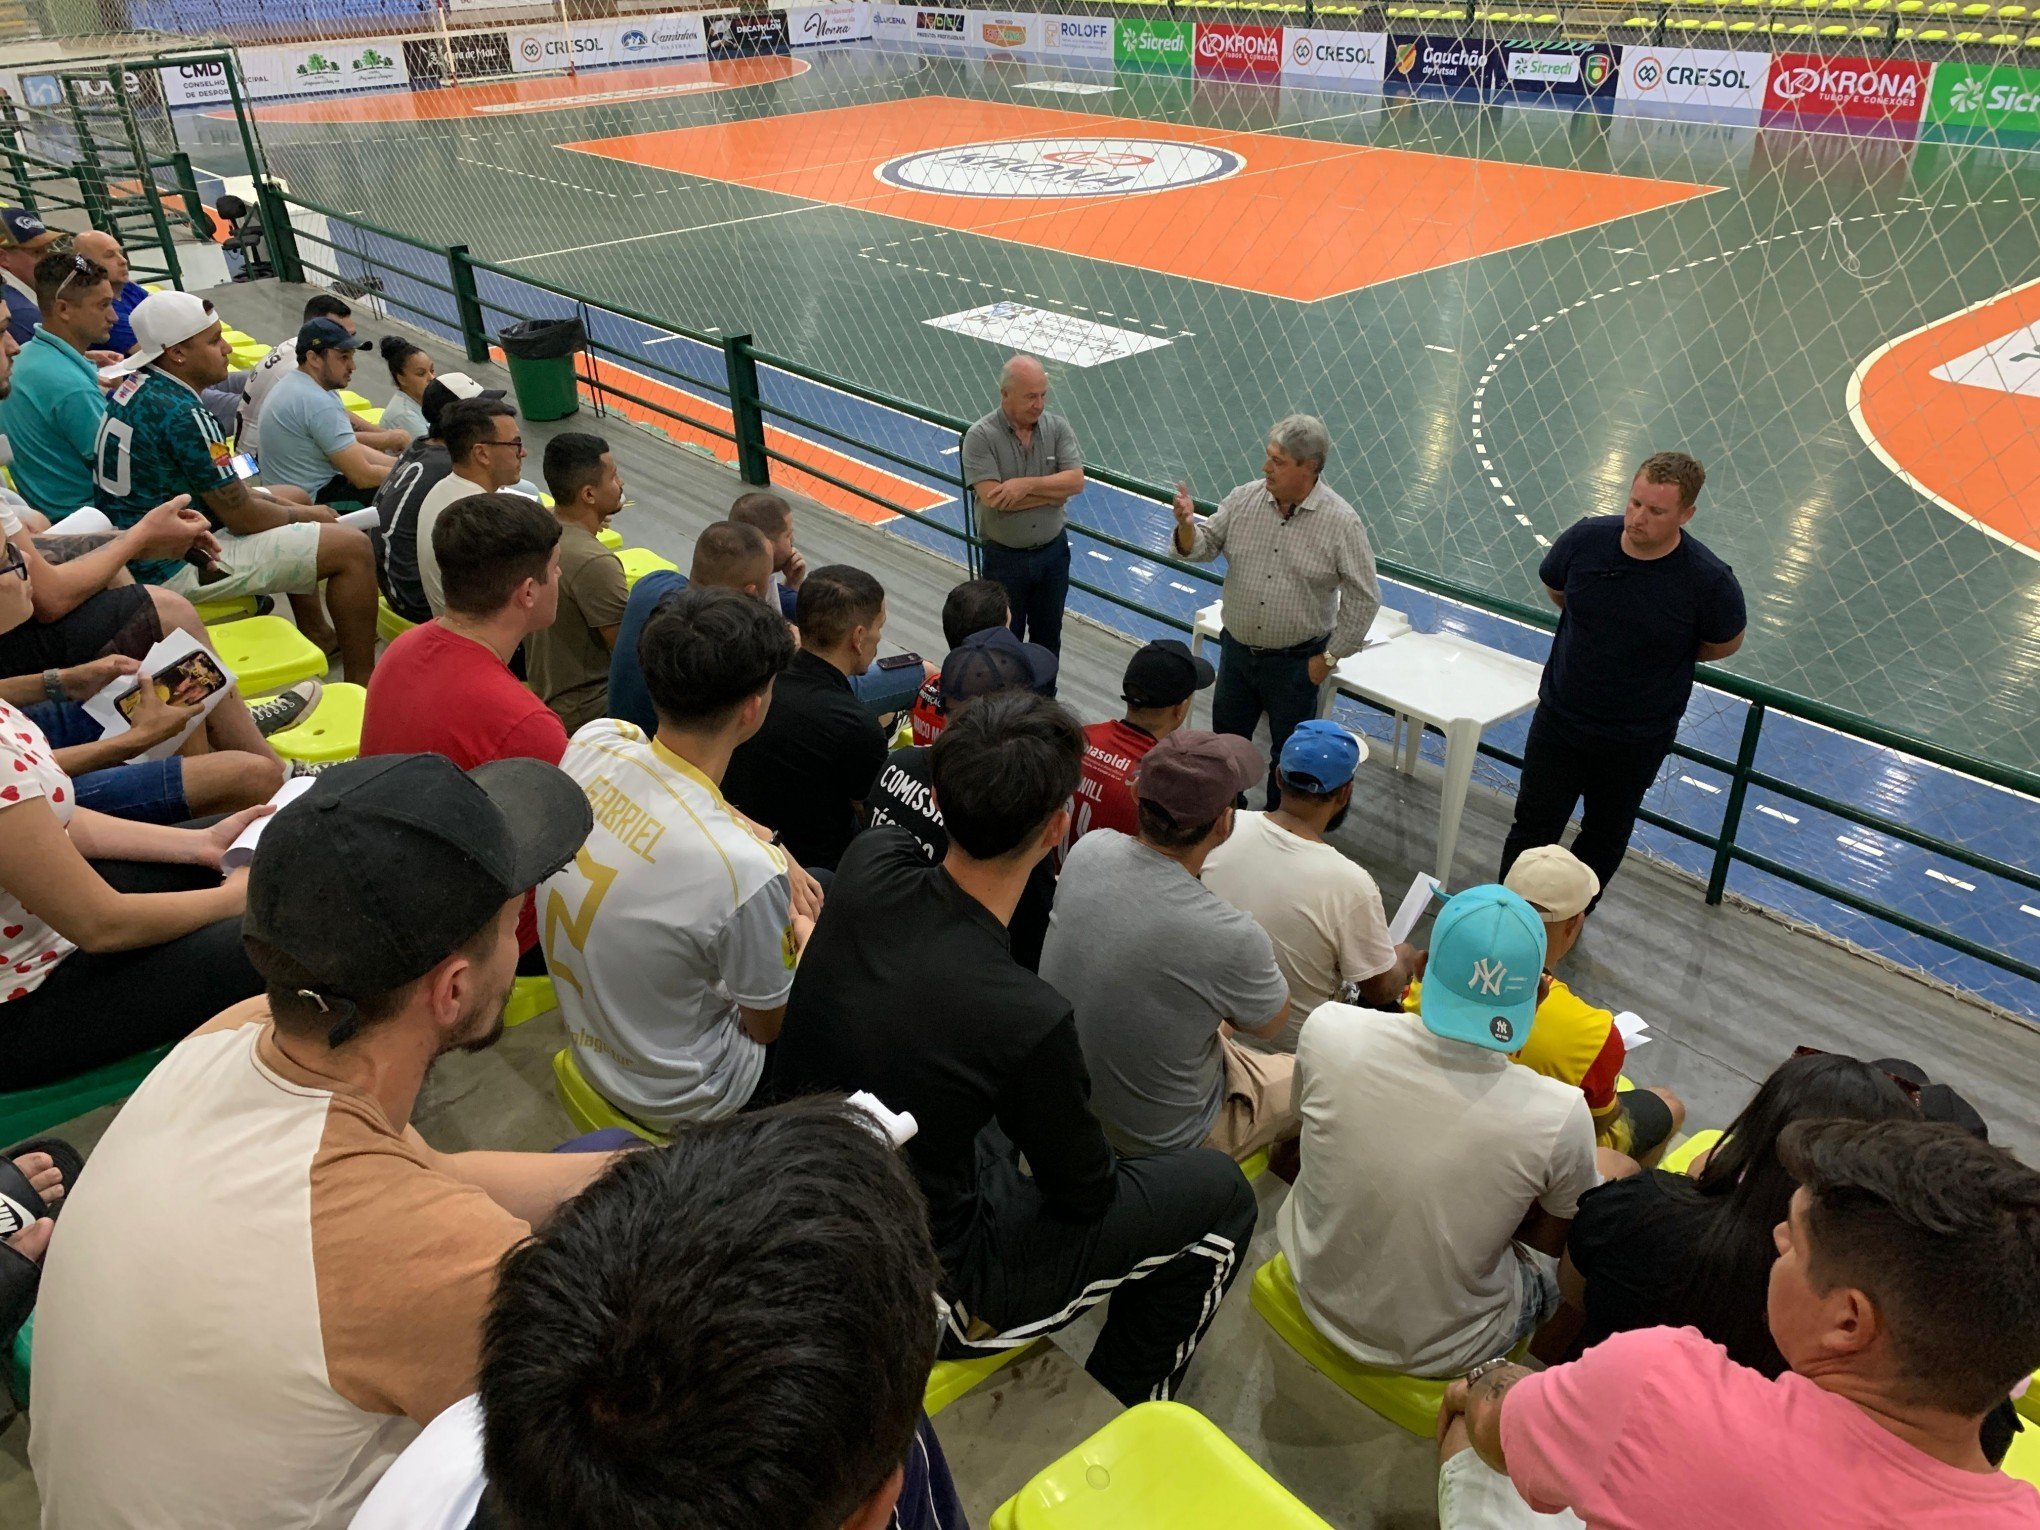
[1042,728,1296,1163]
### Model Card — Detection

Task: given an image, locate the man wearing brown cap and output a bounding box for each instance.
[1042,729,1297,1163]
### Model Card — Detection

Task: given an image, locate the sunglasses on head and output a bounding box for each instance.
[55,253,101,300]
[1791,1045,1923,1105]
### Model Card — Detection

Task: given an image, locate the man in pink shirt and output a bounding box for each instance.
[1435,1117,2040,1528]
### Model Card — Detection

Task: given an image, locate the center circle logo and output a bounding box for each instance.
[876,138,1245,199]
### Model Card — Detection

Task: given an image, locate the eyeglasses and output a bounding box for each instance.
[1790,1045,1923,1106]
[1,543,28,582]
[481,436,526,454]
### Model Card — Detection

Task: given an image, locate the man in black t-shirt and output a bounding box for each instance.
[373,373,500,623]
[769,691,1258,1407]
[1501,452,1746,903]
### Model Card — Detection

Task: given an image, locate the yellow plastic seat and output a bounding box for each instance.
[2005,1419,2040,1486]
[503,974,556,1027]
[268,681,364,764]
[1660,1128,1724,1175]
[1731,18,1761,27]
[596,526,623,549]
[207,615,326,696]
[1987,28,2021,37]
[550,1047,662,1144]
[926,1341,1041,1416]
[1999,3,2027,15]
[988,1402,1332,1529]
[377,598,417,645]
[617,547,680,589]
[1703,18,1729,27]
[1819,21,1849,30]
[1250,1254,1448,1436]
[1918,25,1951,35]
[195,595,257,625]
[1241,1146,1271,1182]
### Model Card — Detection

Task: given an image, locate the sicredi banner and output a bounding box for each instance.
[1043,14,1115,58]
[1501,41,1617,98]
[1616,47,1769,112]
[1281,27,1386,83]
[1194,22,1282,77]
[1763,51,1930,124]
[1925,60,2040,132]
[967,11,1038,53]
[1386,35,1495,91]
[1116,18,1194,73]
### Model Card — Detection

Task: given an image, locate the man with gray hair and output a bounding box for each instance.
[1172,415,1382,808]
[961,354,1085,673]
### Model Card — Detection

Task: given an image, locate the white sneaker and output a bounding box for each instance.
[250,681,322,737]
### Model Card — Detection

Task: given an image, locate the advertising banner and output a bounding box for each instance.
[509,24,613,73]
[870,3,916,42]
[614,15,711,61]
[907,6,969,48]
[1616,47,1769,113]
[1280,27,1387,84]
[1194,22,1282,77]
[404,29,513,84]
[787,4,866,47]
[1386,34,1495,91]
[1500,40,1618,98]
[1763,51,1930,124]
[706,9,793,57]
[967,11,1038,53]
[1042,13,1115,58]
[1116,17,1194,73]
[1924,60,2040,132]
[160,57,233,106]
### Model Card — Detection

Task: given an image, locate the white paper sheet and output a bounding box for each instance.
[336,506,381,531]
[1614,1010,1652,1049]
[222,776,317,870]
[1388,872,1444,945]
[81,629,237,762]
[42,507,113,538]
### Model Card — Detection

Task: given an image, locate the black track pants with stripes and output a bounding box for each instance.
[939,1128,1260,1407]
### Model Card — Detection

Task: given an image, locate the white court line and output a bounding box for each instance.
[498,203,828,264]
[1925,868,1977,892]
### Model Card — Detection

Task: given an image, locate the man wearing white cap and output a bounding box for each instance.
[93,292,380,684]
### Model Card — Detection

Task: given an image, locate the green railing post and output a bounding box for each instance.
[723,334,770,487]
[254,177,302,282]
[1705,700,1767,905]
[169,151,206,237]
[447,244,490,363]
[76,164,110,230]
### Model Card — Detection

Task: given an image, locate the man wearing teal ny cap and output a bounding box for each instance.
[1277,885,1601,1377]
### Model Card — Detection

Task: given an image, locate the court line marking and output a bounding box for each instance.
[455,154,621,201]
[497,202,829,263]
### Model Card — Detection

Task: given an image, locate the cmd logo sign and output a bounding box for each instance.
[1194,23,1282,75]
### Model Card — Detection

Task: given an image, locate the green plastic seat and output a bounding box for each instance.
[926,1341,1041,1416]
[195,595,258,625]
[1251,1253,1450,1436]
[551,1046,661,1144]
[617,546,680,589]
[988,1402,1333,1529]
[1660,1128,1724,1176]
[0,1043,172,1144]
[268,681,364,764]
[376,597,417,645]
[502,974,556,1028]
[207,615,326,696]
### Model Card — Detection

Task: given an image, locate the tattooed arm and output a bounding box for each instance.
[1438,1361,1534,1474]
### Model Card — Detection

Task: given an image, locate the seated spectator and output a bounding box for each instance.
[352,1099,966,1530]
[95,293,380,684]
[374,371,501,624]
[416,397,530,617]
[604,519,771,734]
[363,493,567,971]
[67,230,147,356]
[1066,636,1212,857]
[1043,730,1295,1163]
[768,691,1258,1406]
[868,625,1057,968]
[1436,1118,2040,1528]
[0,250,116,514]
[910,575,1008,745]
[525,432,627,733]
[374,335,434,444]
[236,293,358,455]
[258,319,406,503]
[1280,885,1599,1376]
[0,208,59,345]
[1560,1049,1915,1375]
[29,752,611,1530]
[1480,845,1685,1160]
[724,563,888,870]
[1204,720,1414,1048]
[546,589,807,1131]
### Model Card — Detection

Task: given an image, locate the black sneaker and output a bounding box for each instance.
[250,681,322,738]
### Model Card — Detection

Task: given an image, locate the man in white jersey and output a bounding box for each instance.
[543,586,813,1131]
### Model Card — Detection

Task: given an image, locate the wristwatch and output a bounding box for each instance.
[1465,1356,1517,1388]
[41,668,64,706]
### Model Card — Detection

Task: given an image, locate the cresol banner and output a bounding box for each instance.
[1615,47,1769,113]
[1763,51,1930,125]
[1281,27,1387,84]
[1194,22,1282,77]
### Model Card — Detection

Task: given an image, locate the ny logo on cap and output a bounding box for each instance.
[1469,958,1510,996]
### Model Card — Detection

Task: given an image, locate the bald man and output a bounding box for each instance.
[960,354,1084,674]
[69,230,150,358]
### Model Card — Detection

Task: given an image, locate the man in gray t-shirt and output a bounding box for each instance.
[959,354,1084,667]
[1041,730,1296,1162]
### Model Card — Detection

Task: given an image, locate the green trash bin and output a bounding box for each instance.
[498,317,584,422]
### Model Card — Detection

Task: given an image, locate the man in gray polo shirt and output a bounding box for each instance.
[960,354,1084,672]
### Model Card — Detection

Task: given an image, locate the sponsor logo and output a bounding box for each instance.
[916,9,965,32]
[800,7,856,42]
[707,11,792,55]
[1927,63,2040,128]
[177,61,224,80]
[1115,18,1194,70]
[1195,23,1281,74]
[21,74,59,107]
[296,51,341,76]
[981,21,1028,47]
[352,47,396,70]
[1510,52,1578,84]
[1489,1015,1515,1044]
[1393,40,1488,77]
[877,137,1243,197]
[620,27,649,50]
[1764,52,1930,120]
[520,36,544,62]
[1772,63,1919,105]
[1615,48,1762,106]
[1470,958,1510,997]
[1631,53,1662,90]
[1054,17,1112,42]
[1584,53,1610,89]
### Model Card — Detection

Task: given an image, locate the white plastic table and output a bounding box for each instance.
[1189,600,1413,717]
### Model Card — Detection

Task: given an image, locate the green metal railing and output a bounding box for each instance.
[263,187,2035,997]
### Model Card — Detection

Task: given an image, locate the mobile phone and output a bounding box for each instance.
[875,652,924,672]
[227,452,259,481]
[183,545,231,584]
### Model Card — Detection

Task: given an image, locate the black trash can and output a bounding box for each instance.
[497,317,584,421]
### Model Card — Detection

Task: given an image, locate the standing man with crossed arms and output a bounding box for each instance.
[1172,414,1382,809]
[962,355,1084,674]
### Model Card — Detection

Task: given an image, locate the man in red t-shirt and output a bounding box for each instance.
[1064,639,1214,860]
[362,492,568,965]
[910,577,1009,747]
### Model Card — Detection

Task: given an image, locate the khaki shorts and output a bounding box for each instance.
[164,523,322,602]
[1204,1032,1298,1162]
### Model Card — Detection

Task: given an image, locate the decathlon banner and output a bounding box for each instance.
[1616,47,1768,112]
[1763,51,1930,124]
[1924,60,2040,132]
[1194,22,1283,77]
[1281,28,1387,84]
[967,11,1039,53]
[705,9,793,56]
[1042,13,1115,58]
[1500,40,1619,98]
[1385,35,1496,91]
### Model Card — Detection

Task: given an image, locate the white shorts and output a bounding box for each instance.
[1438,1450,1584,1530]
[164,522,322,602]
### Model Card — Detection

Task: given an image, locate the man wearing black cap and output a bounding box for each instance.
[29,753,614,1530]
[257,317,404,502]
[1065,638,1213,861]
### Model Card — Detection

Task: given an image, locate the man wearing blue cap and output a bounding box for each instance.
[1204,719,1415,1051]
[1278,885,1600,1376]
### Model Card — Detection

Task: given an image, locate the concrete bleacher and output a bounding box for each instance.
[2,279,2034,1525]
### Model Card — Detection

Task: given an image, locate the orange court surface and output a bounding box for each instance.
[558,94,1718,302]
